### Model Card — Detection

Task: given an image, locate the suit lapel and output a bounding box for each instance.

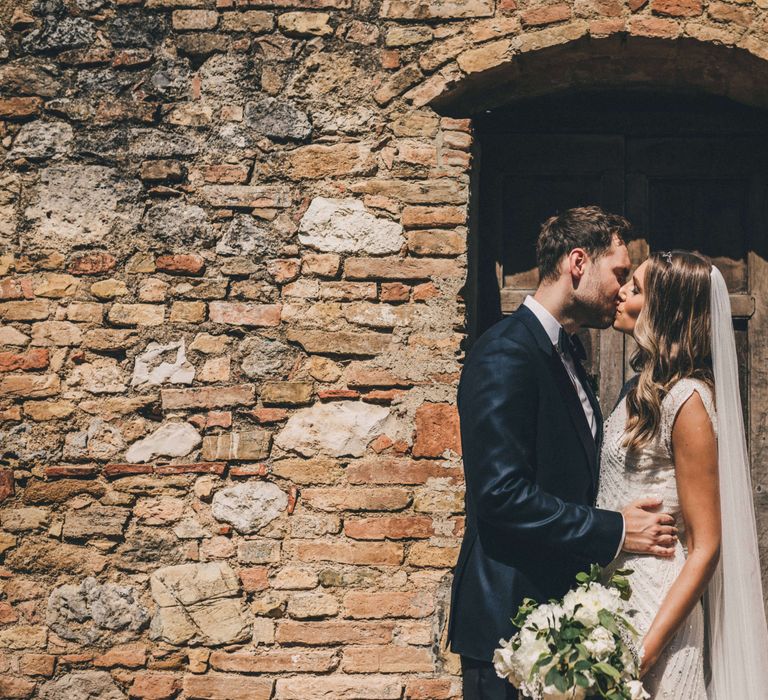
[570,353,603,481]
[517,306,600,491]
[547,352,598,484]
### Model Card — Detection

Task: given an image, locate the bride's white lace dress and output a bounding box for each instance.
[596,378,717,699]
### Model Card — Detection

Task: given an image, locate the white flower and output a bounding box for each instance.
[542,685,586,700]
[493,637,523,686]
[583,626,616,659]
[627,679,651,700]
[562,584,621,627]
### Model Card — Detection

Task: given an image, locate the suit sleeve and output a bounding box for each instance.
[459,336,623,566]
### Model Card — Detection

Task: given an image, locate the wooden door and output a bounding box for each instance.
[625,136,762,430]
[476,99,768,591]
[478,133,626,403]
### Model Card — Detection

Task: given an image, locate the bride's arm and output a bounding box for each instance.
[640,390,721,676]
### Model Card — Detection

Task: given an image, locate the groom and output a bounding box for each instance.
[448,207,678,699]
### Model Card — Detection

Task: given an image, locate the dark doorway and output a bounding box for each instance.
[472,90,768,421]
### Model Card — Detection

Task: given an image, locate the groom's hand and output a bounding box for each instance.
[621,497,678,557]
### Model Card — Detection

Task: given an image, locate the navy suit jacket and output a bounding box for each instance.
[448,304,624,662]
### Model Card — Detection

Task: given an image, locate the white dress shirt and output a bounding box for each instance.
[523,296,596,438]
[523,295,625,558]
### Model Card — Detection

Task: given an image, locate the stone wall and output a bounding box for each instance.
[1,0,768,698]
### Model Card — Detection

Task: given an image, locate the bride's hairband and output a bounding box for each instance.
[660,251,673,264]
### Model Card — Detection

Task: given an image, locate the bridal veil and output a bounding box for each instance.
[705,266,768,698]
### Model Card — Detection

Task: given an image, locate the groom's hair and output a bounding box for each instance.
[536,206,631,283]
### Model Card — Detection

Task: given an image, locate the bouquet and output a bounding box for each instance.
[493,565,649,700]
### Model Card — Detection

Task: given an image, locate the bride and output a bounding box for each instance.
[596,250,768,699]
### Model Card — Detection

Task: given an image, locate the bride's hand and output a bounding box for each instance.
[621,496,678,557]
[638,645,656,678]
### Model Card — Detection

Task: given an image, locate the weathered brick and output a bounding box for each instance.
[402,206,466,228]
[220,10,274,33]
[130,672,180,700]
[140,160,185,182]
[652,0,702,16]
[278,11,333,37]
[200,164,250,184]
[344,257,462,280]
[374,65,423,106]
[0,675,36,699]
[0,374,60,398]
[83,329,139,351]
[407,542,460,567]
[210,649,337,673]
[161,384,255,409]
[249,408,288,427]
[412,281,439,301]
[380,0,493,19]
[342,645,433,672]
[238,566,269,592]
[209,302,281,326]
[44,464,99,478]
[19,653,55,677]
[0,349,48,373]
[33,273,79,298]
[412,402,462,457]
[107,303,165,326]
[67,252,117,276]
[170,301,206,323]
[0,301,50,321]
[289,540,404,565]
[286,329,392,356]
[345,366,411,388]
[237,540,281,564]
[275,675,402,700]
[628,15,681,37]
[0,97,43,120]
[0,279,25,301]
[260,381,313,406]
[182,673,273,700]
[66,302,104,323]
[201,185,291,209]
[301,488,411,511]
[344,515,434,540]
[457,38,512,74]
[202,430,271,460]
[343,590,435,618]
[93,643,147,668]
[154,462,226,475]
[301,253,341,278]
[380,282,410,302]
[270,457,343,485]
[407,229,465,256]
[90,279,129,300]
[0,470,15,503]
[172,9,219,30]
[276,620,394,646]
[104,463,155,478]
[521,3,572,26]
[405,678,461,699]
[345,458,462,485]
[156,254,206,276]
[277,143,375,180]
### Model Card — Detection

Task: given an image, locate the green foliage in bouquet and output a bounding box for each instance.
[495,565,648,700]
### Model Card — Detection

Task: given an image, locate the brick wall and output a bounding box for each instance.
[1,1,767,698]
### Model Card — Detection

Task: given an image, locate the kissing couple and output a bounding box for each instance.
[448,207,768,699]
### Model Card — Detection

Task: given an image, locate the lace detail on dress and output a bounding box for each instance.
[597,378,716,700]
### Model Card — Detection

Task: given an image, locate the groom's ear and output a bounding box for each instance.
[566,248,589,282]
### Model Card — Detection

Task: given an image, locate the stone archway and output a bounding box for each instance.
[420,34,768,608]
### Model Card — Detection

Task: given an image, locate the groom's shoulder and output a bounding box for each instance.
[466,308,537,362]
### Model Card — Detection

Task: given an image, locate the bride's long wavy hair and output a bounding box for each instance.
[624,250,714,451]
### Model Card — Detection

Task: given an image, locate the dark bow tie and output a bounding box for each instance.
[558,328,587,363]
